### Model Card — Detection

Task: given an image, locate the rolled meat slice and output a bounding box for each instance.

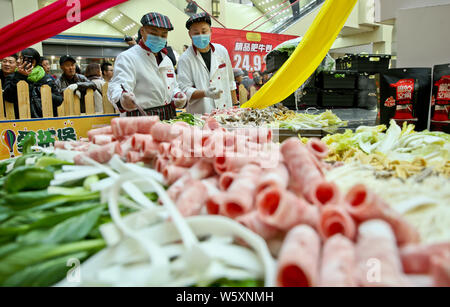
[356,220,411,287]
[310,181,341,207]
[277,225,321,287]
[281,138,325,202]
[131,134,152,152]
[345,184,420,246]
[306,138,329,160]
[176,180,208,217]
[163,165,189,186]
[135,116,160,134]
[155,157,169,174]
[142,138,159,159]
[219,172,237,191]
[236,211,280,240]
[255,163,289,194]
[256,187,319,231]
[92,135,115,146]
[222,165,262,218]
[319,205,356,241]
[400,243,450,274]
[206,192,227,215]
[151,122,186,142]
[158,142,171,159]
[127,150,144,163]
[114,138,133,159]
[203,117,221,131]
[77,142,117,164]
[88,126,113,142]
[111,118,139,139]
[320,234,357,287]
[431,252,450,287]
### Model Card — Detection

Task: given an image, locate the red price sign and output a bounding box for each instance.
[211,28,298,75]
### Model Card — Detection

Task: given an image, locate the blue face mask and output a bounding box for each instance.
[145,34,167,53]
[192,34,210,49]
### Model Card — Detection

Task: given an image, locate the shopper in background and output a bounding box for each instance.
[289,0,300,20]
[183,44,189,53]
[101,62,114,82]
[233,68,246,104]
[84,63,105,113]
[40,57,57,80]
[177,13,237,115]
[1,54,18,88]
[262,70,271,84]
[76,65,82,75]
[184,0,198,17]
[252,70,264,90]
[108,12,187,120]
[56,55,97,113]
[3,48,63,118]
[241,69,254,91]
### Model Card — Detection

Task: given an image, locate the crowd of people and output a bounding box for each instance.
[1,11,271,120]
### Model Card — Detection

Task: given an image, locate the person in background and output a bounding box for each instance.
[252,70,264,90]
[177,13,237,115]
[183,44,189,53]
[184,0,198,17]
[84,63,105,113]
[262,70,271,84]
[108,12,187,120]
[241,69,254,91]
[40,57,57,80]
[1,54,18,88]
[56,55,97,113]
[76,65,82,75]
[3,48,63,118]
[233,68,246,104]
[101,62,114,82]
[289,0,300,20]
[124,35,137,47]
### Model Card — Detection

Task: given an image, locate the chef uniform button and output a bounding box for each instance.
[147,53,150,56]
[223,104,226,107]
[218,77,221,80]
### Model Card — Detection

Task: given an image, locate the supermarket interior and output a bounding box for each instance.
[0,0,449,288]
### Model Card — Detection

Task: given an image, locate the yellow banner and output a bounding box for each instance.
[0,114,118,161]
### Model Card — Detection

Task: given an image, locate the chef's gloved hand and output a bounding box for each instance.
[173,92,187,109]
[67,84,78,92]
[205,87,223,100]
[120,92,138,111]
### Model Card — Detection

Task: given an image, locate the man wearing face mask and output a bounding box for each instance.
[108,12,187,120]
[177,13,237,115]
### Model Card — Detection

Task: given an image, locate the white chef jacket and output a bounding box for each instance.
[108,44,180,110]
[177,43,237,115]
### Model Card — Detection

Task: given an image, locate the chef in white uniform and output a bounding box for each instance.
[177,13,237,115]
[108,12,187,120]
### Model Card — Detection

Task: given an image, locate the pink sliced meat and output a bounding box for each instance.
[244,127,273,144]
[307,138,329,160]
[54,141,68,149]
[135,116,160,134]
[142,138,159,159]
[88,126,113,142]
[255,163,289,194]
[158,142,171,159]
[236,211,280,240]
[151,122,186,142]
[111,118,139,139]
[173,155,199,168]
[431,252,450,287]
[345,184,420,246]
[281,138,325,202]
[127,150,144,163]
[163,165,189,186]
[203,117,221,131]
[176,180,208,217]
[114,138,133,159]
[219,172,237,191]
[320,234,357,287]
[206,192,227,215]
[310,181,341,207]
[214,155,260,175]
[319,205,356,241]
[155,157,169,174]
[356,220,411,287]
[256,187,319,231]
[222,165,262,218]
[78,142,117,164]
[131,134,153,152]
[277,225,321,287]
[400,243,450,274]
[92,135,115,146]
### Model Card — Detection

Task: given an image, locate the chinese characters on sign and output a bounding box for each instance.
[16,128,77,152]
[212,28,298,74]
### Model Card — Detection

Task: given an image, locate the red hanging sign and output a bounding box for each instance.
[211,28,298,75]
